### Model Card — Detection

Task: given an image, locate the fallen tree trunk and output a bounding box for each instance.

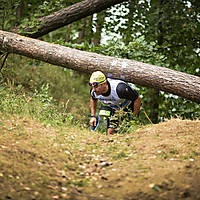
[0,30,200,103]
[14,0,128,38]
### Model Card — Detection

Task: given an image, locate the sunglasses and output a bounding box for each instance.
[89,80,105,88]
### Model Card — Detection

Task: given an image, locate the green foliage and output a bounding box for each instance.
[0,0,83,35]
[98,36,169,67]
[159,93,200,119]
[36,0,81,16]
[0,0,21,30]
[104,0,200,71]
[96,36,200,121]
[18,17,41,34]
[0,58,91,127]
[117,116,142,134]
[0,82,71,126]
[1,0,199,128]
[1,54,90,123]
[101,0,200,123]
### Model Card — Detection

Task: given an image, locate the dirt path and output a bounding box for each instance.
[0,116,199,200]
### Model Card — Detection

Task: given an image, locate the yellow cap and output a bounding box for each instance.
[89,71,106,84]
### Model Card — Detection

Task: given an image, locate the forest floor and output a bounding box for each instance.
[0,114,200,200]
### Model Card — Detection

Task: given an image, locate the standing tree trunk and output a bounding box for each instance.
[147,89,160,123]
[148,0,164,123]
[93,11,106,46]
[77,18,87,44]
[77,16,93,44]
[0,30,200,104]
[124,1,134,45]
[16,1,24,18]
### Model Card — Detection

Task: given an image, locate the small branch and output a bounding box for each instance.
[0,53,9,71]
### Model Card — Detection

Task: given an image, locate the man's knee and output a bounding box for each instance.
[107,128,116,135]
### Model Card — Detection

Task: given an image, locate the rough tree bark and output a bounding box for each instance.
[14,0,128,38]
[0,30,200,103]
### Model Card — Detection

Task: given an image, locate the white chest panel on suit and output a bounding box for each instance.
[92,78,131,110]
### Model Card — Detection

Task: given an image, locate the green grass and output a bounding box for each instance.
[0,81,83,128]
[1,55,90,125]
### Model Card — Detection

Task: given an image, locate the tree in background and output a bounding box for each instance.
[101,0,200,122]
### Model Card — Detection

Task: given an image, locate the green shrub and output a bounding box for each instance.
[1,55,91,125]
[0,82,79,127]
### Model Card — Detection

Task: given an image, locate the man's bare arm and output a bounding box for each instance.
[90,97,98,116]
